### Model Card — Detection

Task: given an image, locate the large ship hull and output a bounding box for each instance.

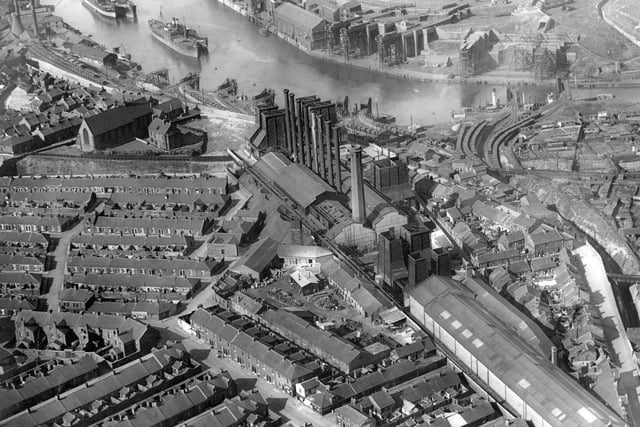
[82,0,136,19]
[149,30,202,58]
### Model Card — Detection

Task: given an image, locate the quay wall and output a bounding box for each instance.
[17,153,235,176]
[212,0,640,88]
[215,0,552,87]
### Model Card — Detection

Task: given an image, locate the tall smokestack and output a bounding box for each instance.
[310,112,319,173]
[288,92,297,161]
[283,89,292,156]
[350,145,366,224]
[316,114,326,180]
[302,104,311,169]
[551,346,557,366]
[295,99,304,165]
[324,120,333,186]
[30,0,38,38]
[333,127,341,192]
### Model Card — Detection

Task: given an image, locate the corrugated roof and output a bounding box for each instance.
[252,152,335,209]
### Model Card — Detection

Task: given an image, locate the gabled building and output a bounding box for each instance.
[525,229,563,256]
[14,310,154,358]
[407,276,625,427]
[77,104,153,152]
[274,3,328,51]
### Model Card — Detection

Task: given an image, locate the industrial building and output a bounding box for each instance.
[325,145,407,251]
[274,3,329,51]
[77,104,153,152]
[250,90,340,192]
[408,276,626,427]
[70,43,117,69]
[372,157,409,191]
[376,228,407,287]
[250,93,407,252]
[252,152,338,213]
[248,104,287,154]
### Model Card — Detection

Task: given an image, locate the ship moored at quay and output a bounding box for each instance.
[81,0,137,19]
[148,16,209,59]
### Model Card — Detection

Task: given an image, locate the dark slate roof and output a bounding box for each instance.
[70,43,116,62]
[83,104,152,137]
[253,152,336,209]
[232,237,281,276]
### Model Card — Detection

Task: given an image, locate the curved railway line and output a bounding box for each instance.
[457,93,570,169]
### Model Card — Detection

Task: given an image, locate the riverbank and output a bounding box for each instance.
[216,0,640,89]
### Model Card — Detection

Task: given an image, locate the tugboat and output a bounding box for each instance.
[148,14,208,58]
[82,0,137,19]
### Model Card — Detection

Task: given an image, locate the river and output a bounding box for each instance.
[46,0,558,125]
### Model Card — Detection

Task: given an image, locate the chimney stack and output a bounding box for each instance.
[295,98,304,165]
[288,92,297,161]
[332,126,342,192]
[350,145,366,224]
[310,112,319,173]
[316,114,326,180]
[30,0,38,38]
[551,346,557,366]
[302,104,311,169]
[283,89,293,156]
[324,120,333,186]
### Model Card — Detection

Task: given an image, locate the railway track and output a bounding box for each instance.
[456,92,570,169]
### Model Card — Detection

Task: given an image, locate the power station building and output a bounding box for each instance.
[326,145,407,251]
[408,276,625,427]
[249,91,407,252]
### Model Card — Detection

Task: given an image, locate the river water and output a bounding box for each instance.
[47,0,559,125]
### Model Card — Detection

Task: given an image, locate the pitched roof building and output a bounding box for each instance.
[407,276,625,427]
[77,104,152,152]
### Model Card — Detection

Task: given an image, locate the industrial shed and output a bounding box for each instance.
[252,152,337,211]
[70,43,117,68]
[408,276,625,427]
[274,3,328,50]
[230,237,282,281]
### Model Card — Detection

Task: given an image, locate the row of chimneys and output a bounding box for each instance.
[282,89,342,193]
[13,0,39,37]
[281,89,368,226]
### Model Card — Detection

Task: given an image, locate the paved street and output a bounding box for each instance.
[157,319,338,427]
[42,220,85,311]
[576,244,640,425]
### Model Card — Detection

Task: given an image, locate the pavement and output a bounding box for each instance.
[42,220,85,311]
[575,243,640,425]
[156,318,339,427]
